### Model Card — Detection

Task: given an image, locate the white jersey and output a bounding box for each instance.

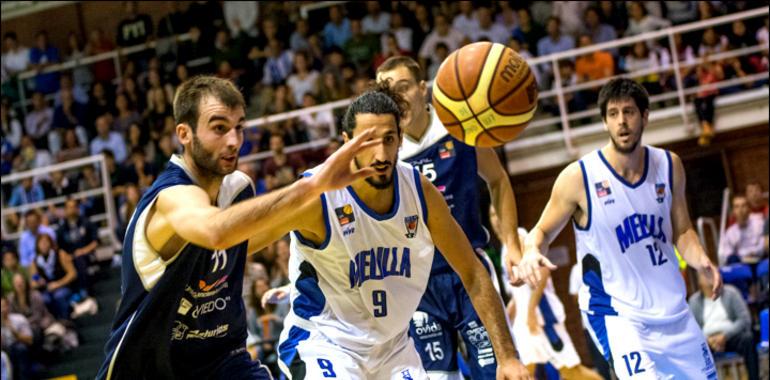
[573,146,688,324]
[285,161,434,353]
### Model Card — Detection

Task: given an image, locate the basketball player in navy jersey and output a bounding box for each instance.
[96,76,382,379]
[515,78,723,379]
[376,56,522,379]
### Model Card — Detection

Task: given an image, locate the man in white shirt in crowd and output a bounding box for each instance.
[362,1,390,35]
[24,92,53,146]
[452,1,479,38]
[719,194,766,265]
[418,13,465,73]
[1,32,30,82]
[469,7,511,44]
[89,114,127,164]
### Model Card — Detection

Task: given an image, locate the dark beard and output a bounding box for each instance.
[610,124,642,154]
[354,157,393,190]
[191,133,236,178]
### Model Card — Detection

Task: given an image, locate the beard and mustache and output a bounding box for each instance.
[190,133,238,178]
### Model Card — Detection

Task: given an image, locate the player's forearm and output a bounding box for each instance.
[489,178,522,258]
[527,268,549,316]
[524,226,550,256]
[208,178,320,249]
[462,262,517,361]
[676,229,712,270]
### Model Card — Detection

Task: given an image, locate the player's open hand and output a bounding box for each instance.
[261,285,290,308]
[700,260,723,300]
[515,250,556,288]
[309,128,381,193]
[497,359,532,380]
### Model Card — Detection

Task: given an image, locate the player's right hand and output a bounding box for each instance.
[497,358,532,380]
[261,286,290,308]
[308,128,381,193]
[515,249,556,288]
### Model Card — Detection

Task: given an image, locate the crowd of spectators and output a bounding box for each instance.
[1,1,769,377]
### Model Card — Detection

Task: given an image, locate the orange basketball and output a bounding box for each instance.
[432,42,538,147]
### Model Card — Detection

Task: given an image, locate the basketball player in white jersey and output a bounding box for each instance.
[514,78,723,379]
[251,85,530,379]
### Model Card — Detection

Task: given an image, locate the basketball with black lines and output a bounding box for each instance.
[432,41,538,147]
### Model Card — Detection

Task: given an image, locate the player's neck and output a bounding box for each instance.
[182,153,223,202]
[350,177,395,215]
[404,107,431,142]
[601,143,646,180]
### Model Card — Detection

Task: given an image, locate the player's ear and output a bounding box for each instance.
[642,109,649,127]
[419,80,427,97]
[342,131,351,143]
[177,123,192,145]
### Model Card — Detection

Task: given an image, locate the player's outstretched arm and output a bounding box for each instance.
[517,163,583,287]
[477,148,523,282]
[670,152,723,299]
[154,129,381,254]
[421,175,531,380]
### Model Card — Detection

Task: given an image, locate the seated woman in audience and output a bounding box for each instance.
[2,249,28,295]
[29,234,77,320]
[8,273,54,342]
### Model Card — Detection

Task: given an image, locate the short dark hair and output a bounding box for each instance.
[598,78,649,120]
[173,76,245,132]
[376,56,424,83]
[341,81,406,137]
[3,32,17,41]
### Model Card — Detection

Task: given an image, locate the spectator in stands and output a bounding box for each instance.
[418,13,464,74]
[427,42,450,80]
[575,34,614,105]
[13,135,52,173]
[51,89,87,155]
[694,52,723,146]
[7,178,45,208]
[537,17,576,57]
[156,1,188,38]
[122,147,156,191]
[24,92,53,149]
[386,12,413,54]
[362,1,390,35]
[512,8,545,56]
[584,6,618,56]
[144,89,172,139]
[261,39,294,87]
[126,122,150,159]
[90,115,127,164]
[719,195,766,264]
[373,33,408,70]
[17,210,56,268]
[469,6,510,44]
[598,1,628,36]
[1,297,35,380]
[113,93,141,136]
[8,273,54,343]
[29,234,76,319]
[317,69,350,104]
[343,19,379,74]
[495,1,518,34]
[689,271,758,380]
[64,33,93,91]
[746,182,769,218]
[41,171,76,199]
[262,134,305,190]
[453,1,479,39]
[84,29,116,84]
[323,5,352,49]
[625,1,671,38]
[270,239,290,289]
[56,129,88,163]
[117,183,140,240]
[211,29,243,74]
[152,133,177,171]
[57,198,98,294]
[665,1,698,25]
[286,51,320,108]
[552,1,590,37]
[177,26,212,73]
[54,73,89,108]
[116,1,154,62]
[223,1,258,38]
[186,0,225,44]
[1,32,30,83]
[28,31,61,95]
[297,94,334,141]
[2,250,27,296]
[85,82,112,133]
[411,4,433,59]
[698,27,728,57]
[1,100,22,151]
[624,41,663,95]
[290,18,311,53]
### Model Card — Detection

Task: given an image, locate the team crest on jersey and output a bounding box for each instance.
[335,204,356,226]
[595,180,612,198]
[438,140,455,159]
[404,215,419,238]
[655,183,666,203]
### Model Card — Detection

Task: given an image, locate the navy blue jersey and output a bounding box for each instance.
[400,108,489,274]
[97,155,255,379]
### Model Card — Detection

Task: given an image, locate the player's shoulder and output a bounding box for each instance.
[557,160,585,186]
[219,170,255,205]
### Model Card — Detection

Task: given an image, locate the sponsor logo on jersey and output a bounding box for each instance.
[438,141,455,159]
[412,311,443,338]
[343,226,355,236]
[400,369,413,380]
[437,185,446,193]
[177,298,193,315]
[199,275,228,292]
[185,282,229,299]
[701,342,717,379]
[190,296,230,318]
[185,324,229,340]
[595,180,612,198]
[404,215,419,238]
[465,321,495,366]
[335,204,355,226]
[349,247,411,288]
[615,213,668,253]
[171,321,188,340]
[655,183,666,203]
